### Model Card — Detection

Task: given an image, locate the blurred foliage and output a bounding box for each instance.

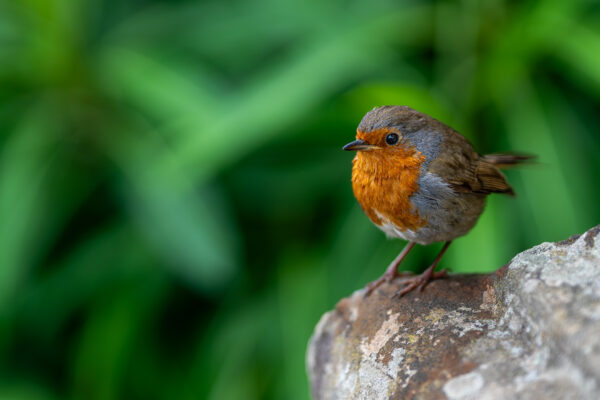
[0,0,599,399]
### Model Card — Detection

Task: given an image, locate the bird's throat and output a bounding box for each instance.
[351,150,427,232]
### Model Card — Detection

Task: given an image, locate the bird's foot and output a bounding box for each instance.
[391,269,447,299]
[364,270,414,297]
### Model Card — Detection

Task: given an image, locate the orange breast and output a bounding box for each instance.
[351,147,426,232]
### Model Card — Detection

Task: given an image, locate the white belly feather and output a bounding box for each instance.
[374,209,423,241]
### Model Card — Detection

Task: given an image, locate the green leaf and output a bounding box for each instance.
[555,23,600,96]
[0,107,59,313]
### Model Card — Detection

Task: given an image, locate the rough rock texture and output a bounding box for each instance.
[307,225,600,400]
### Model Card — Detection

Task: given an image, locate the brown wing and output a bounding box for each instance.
[427,127,514,196]
[473,160,514,195]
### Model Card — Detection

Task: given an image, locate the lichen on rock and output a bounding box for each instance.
[307,225,600,400]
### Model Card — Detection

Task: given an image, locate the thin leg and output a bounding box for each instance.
[392,241,452,299]
[364,241,416,297]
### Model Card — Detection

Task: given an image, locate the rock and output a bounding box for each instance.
[306,225,600,400]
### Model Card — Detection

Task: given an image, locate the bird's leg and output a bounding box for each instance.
[364,241,416,297]
[392,241,452,299]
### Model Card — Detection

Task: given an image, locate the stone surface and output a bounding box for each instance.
[307,225,600,400]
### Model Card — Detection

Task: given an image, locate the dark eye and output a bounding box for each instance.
[385,133,399,145]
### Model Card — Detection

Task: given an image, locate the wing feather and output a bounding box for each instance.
[426,129,514,196]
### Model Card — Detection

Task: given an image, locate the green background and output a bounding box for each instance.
[1,0,599,399]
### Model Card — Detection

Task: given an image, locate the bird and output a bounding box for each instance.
[343,105,532,298]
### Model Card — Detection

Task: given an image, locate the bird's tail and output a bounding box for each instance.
[482,153,535,169]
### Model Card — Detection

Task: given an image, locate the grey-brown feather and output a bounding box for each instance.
[410,173,486,244]
[483,153,535,168]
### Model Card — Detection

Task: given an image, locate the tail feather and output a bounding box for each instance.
[482,153,536,169]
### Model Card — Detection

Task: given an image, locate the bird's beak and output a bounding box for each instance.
[342,139,378,151]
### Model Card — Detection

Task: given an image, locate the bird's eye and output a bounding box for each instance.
[385,133,399,145]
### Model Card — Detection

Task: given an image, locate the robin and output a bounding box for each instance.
[343,105,531,298]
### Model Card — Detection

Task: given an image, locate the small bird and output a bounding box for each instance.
[343,106,531,298]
